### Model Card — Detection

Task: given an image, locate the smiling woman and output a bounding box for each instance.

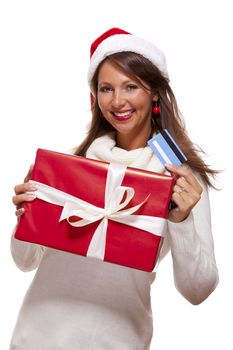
[10,27,219,350]
[97,60,156,150]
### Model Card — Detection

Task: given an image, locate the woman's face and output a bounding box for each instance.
[97,60,157,148]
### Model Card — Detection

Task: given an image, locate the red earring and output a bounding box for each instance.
[152,101,160,116]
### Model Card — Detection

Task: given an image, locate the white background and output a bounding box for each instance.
[0,0,232,349]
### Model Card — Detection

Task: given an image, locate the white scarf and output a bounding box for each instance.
[86,132,165,173]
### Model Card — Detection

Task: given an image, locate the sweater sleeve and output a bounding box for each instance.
[167,181,219,305]
[11,225,45,272]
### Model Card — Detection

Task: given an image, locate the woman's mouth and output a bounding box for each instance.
[112,110,134,121]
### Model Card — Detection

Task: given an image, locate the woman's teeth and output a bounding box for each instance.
[113,111,133,118]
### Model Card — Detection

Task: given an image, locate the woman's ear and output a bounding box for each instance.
[152,94,159,102]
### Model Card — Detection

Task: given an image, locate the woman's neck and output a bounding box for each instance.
[116,126,153,151]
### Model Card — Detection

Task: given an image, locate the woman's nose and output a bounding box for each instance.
[111,90,126,108]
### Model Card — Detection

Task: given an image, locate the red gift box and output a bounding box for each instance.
[15,149,174,272]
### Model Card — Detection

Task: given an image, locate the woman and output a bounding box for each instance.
[10,28,219,349]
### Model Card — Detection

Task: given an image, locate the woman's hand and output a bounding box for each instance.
[166,164,203,223]
[12,165,37,219]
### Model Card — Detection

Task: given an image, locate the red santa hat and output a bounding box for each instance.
[88,27,169,89]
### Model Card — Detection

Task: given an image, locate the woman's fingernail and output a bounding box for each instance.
[165,163,173,169]
[28,184,38,191]
[27,194,36,200]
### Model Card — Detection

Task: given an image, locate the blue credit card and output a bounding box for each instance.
[147,129,187,167]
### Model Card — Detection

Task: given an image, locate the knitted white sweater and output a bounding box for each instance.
[10,133,219,350]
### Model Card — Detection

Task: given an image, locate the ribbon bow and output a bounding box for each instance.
[29,163,167,260]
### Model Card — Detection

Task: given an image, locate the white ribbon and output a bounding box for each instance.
[29,163,167,260]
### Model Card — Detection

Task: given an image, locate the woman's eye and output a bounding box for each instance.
[127,84,138,91]
[99,86,112,93]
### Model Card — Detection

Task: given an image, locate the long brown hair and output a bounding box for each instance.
[74,52,218,187]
